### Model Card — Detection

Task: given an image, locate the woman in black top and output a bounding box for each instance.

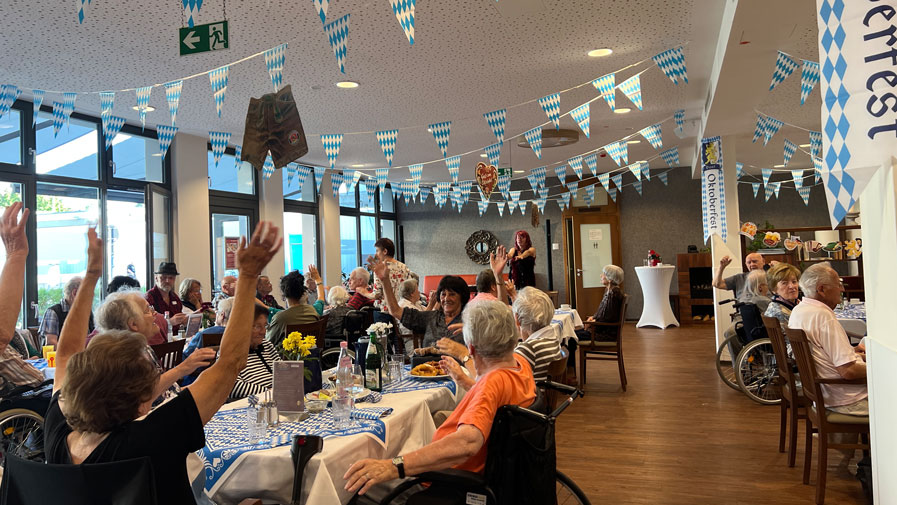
[43,220,282,505]
[508,230,536,289]
[569,265,625,382]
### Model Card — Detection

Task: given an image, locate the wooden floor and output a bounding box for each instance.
[555,324,867,505]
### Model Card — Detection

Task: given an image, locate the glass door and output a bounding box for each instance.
[210,207,256,293]
[146,184,172,282]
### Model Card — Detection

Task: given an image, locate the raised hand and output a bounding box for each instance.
[719,256,732,268]
[85,226,103,278]
[490,245,509,274]
[236,222,282,277]
[0,202,30,258]
[366,255,389,280]
[307,264,323,284]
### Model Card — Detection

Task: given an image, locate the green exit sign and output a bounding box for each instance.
[179,21,229,56]
[497,167,512,177]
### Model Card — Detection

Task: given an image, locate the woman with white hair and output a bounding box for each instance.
[739,269,771,313]
[395,279,426,354]
[344,299,535,494]
[324,285,353,340]
[567,264,625,383]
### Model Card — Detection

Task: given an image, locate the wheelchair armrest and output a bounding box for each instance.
[379,470,495,505]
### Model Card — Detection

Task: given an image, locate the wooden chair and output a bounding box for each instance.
[546,290,559,308]
[543,348,569,410]
[579,295,629,391]
[201,332,223,349]
[285,315,329,345]
[785,328,869,505]
[149,341,184,372]
[762,316,807,468]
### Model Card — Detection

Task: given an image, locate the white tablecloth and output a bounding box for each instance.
[188,384,457,504]
[551,309,584,344]
[835,303,867,336]
[634,265,679,329]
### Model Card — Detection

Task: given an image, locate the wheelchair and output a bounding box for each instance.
[378,381,591,505]
[715,300,782,405]
[0,380,53,466]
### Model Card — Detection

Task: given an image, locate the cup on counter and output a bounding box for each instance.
[560,304,571,311]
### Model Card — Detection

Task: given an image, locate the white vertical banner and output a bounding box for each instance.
[700,136,727,244]
[815,0,896,228]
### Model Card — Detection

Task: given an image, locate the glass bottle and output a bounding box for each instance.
[365,333,383,391]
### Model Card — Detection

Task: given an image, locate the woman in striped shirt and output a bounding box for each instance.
[230,304,281,401]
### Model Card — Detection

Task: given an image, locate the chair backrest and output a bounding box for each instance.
[0,455,157,505]
[342,311,367,344]
[201,331,223,349]
[737,303,768,344]
[290,435,323,505]
[761,316,794,388]
[544,348,568,411]
[784,328,825,410]
[149,341,184,371]
[285,316,328,345]
[586,294,628,346]
[545,291,559,308]
[483,404,556,505]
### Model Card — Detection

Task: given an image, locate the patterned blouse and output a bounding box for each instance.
[372,260,411,301]
[764,295,797,333]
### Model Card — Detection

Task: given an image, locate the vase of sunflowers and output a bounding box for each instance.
[279,331,322,393]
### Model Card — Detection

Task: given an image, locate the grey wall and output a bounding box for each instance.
[737,181,831,228]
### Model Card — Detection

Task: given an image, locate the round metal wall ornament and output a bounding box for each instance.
[465,230,499,265]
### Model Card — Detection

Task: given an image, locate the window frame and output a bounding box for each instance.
[283,175,321,271]
[339,182,397,267]
[207,144,258,200]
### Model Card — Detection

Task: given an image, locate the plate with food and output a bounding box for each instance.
[410,360,451,380]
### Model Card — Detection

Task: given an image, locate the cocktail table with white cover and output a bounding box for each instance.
[634,265,679,329]
[188,378,457,504]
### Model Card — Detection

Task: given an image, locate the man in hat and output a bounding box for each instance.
[145,262,187,334]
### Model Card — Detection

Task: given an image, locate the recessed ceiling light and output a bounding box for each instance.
[774,164,785,168]
[405,178,413,181]
[799,143,811,147]
[150,153,163,157]
[335,81,359,89]
[626,140,641,144]
[614,108,631,114]
[132,105,155,112]
[587,48,613,58]
[427,128,433,133]
[513,170,524,173]
[480,153,488,158]
[350,164,365,168]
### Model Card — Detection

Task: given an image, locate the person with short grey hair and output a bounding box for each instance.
[602,265,624,287]
[569,264,626,384]
[513,288,563,383]
[38,276,95,346]
[323,286,353,341]
[395,279,426,355]
[346,267,375,310]
[740,270,771,312]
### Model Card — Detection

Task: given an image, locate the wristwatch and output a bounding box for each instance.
[392,456,405,478]
[461,354,471,364]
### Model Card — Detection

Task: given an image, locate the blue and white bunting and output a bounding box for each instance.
[429,121,451,158]
[103,116,126,149]
[628,163,641,181]
[652,47,688,84]
[498,176,511,200]
[674,109,685,135]
[560,191,571,210]
[523,127,542,159]
[638,161,650,180]
[638,123,663,149]
[611,174,623,191]
[763,116,784,146]
[604,141,628,167]
[313,0,330,24]
[532,166,547,188]
[736,162,744,180]
[297,165,312,193]
[772,182,782,199]
[323,14,351,73]
[78,0,88,24]
[565,181,579,198]
[0,85,20,121]
[597,173,611,193]
[409,163,423,188]
[752,114,768,143]
[208,65,229,118]
[164,80,183,126]
[375,129,398,166]
[808,130,822,158]
[364,178,378,206]
[135,86,152,128]
[584,185,595,206]
[769,51,799,91]
[376,168,389,192]
[792,170,804,189]
[286,162,297,187]
[554,164,567,184]
[477,199,488,217]
[483,108,506,144]
[262,154,276,180]
[538,186,548,199]
[496,200,505,217]
[797,185,812,205]
[445,155,460,184]
[311,167,325,194]
[584,153,599,177]
[264,44,287,92]
[182,0,203,28]
[568,156,584,179]
[537,93,561,129]
[633,179,643,195]
[321,134,343,168]
[61,92,76,130]
[659,146,679,168]
[518,200,528,215]
[526,174,540,193]
[764,184,774,202]
[157,125,178,159]
[762,168,772,187]
[51,102,65,137]
[331,171,344,198]
[591,73,616,111]
[657,172,669,186]
[389,0,415,45]
[618,74,643,110]
[783,139,797,166]
[510,190,521,210]
[535,196,547,213]
[99,91,114,118]
[209,131,232,167]
[752,182,761,198]
[800,60,820,105]
[484,142,501,167]
[569,103,590,138]
[31,89,45,126]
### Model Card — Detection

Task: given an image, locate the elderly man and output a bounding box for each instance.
[96,290,216,403]
[712,252,765,300]
[39,276,95,346]
[346,267,375,310]
[145,262,187,333]
[470,269,498,304]
[213,275,237,309]
[256,275,282,309]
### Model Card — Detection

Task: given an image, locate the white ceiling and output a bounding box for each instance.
[0,0,728,182]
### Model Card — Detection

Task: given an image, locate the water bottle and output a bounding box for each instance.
[164,311,173,342]
[336,341,353,397]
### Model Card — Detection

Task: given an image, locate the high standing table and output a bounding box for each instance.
[634,265,680,329]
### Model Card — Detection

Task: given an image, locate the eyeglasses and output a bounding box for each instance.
[142,305,155,315]
[252,324,267,331]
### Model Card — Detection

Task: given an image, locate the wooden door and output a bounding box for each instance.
[565,213,622,317]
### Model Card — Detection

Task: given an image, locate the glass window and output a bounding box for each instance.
[208,151,254,194]
[0,108,22,165]
[284,211,317,273]
[339,180,357,208]
[106,190,148,290]
[112,133,164,183]
[380,218,396,244]
[283,166,315,202]
[380,185,394,212]
[340,215,358,276]
[36,111,99,180]
[152,191,170,270]
[360,183,376,213]
[211,213,250,287]
[360,215,377,262]
[36,183,100,317]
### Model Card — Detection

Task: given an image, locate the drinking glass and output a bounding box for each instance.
[246,407,267,444]
[351,365,365,395]
[332,395,354,429]
[388,355,404,383]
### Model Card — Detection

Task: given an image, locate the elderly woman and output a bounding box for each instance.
[44,221,281,504]
[267,270,319,346]
[178,277,204,312]
[565,264,625,382]
[324,286,353,340]
[764,262,801,331]
[740,269,771,313]
[230,304,282,401]
[344,299,535,496]
[395,279,426,354]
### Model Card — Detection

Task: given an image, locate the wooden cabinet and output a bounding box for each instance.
[677,253,715,325]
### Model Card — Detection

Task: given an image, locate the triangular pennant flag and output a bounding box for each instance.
[429,121,451,158]
[603,141,627,167]
[627,163,641,180]
[813,156,823,183]
[568,156,584,179]
[496,200,505,217]
[556,198,566,213]
[78,0,88,23]
[533,166,547,187]
[798,185,812,205]
[484,142,501,167]
[584,185,595,206]
[618,74,643,110]
[554,164,567,184]
[752,114,768,143]
[597,173,611,193]
[769,51,799,90]
[762,168,772,187]
[652,46,688,84]
[31,89,45,127]
[535,196,547,213]
[182,0,203,27]
[633,179,643,195]
[674,109,685,135]
[800,60,820,105]
[51,102,66,137]
[772,182,782,199]
[389,0,415,44]
[331,171,345,198]
[792,170,804,189]
[409,163,423,184]
[262,153,276,180]
[419,185,431,204]
[376,168,389,192]
[286,162,297,187]
[264,44,287,92]
[234,146,243,171]
[565,182,578,197]
[820,164,879,228]
[313,0,330,24]
[764,184,774,202]
[498,176,511,200]
[375,129,398,166]
[783,139,798,166]
[657,172,669,186]
[345,170,362,193]
[314,167,326,193]
[99,91,114,118]
[659,147,679,168]
[612,174,623,190]
[364,177,378,206]
[209,131,232,167]
[638,123,663,149]
[483,108,506,144]
[561,192,572,209]
[323,14,351,73]
[459,181,473,203]
[638,161,650,180]
[394,182,405,201]
[809,130,822,158]
[584,153,598,177]
[507,198,516,215]
[477,199,488,216]
[763,116,784,146]
[736,162,745,180]
[537,93,561,129]
[523,127,543,159]
[591,73,616,111]
[58,92,76,132]
[752,182,761,198]
[208,65,229,117]
[135,86,152,128]
[445,155,461,184]
[526,173,540,193]
[538,186,548,199]
[518,200,528,215]
[103,116,126,149]
[156,125,178,159]
[297,165,312,193]
[569,103,590,138]
[164,81,183,126]
[321,134,343,169]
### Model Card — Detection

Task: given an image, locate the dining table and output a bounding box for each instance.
[551,308,584,345]
[835,302,866,338]
[187,370,460,505]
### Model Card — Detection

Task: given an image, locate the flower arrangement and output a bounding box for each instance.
[366,322,393,339]
[648,250,662,266]
[280,331,318,380]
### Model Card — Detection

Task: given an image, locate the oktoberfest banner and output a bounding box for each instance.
[815,0,894,227]
[700,136,727,244]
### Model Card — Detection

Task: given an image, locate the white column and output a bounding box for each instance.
[710,135,742,348]
[171,132,212,295]
[258,170,285,301]
[319,175,342,286]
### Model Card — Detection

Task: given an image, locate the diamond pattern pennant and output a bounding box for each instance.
[674,109,685,135]
[769,51,799,91]
[331,171,345,198]
[808,130,822,158]
[628,163,641,181]
[31,89,44,127]
[569,103,590,138]
[364,177,378,206]
[477,199,488,217]
[321,134,343,168]
[638,161,650,180]
[483,108,506,144]
[591,73,616,111]
[618,74,643,110]
[762,168,772,187]
[445,155,460,184]
[584,185,595,206]
[800,60,820,105]
[764,184,774,202]
[537,93,561,129]
[612,174,623,190]
[633,179,643,195]
[523,127,542,159]
[752,182,761,198]
[604,141,628,167]
[736,162,744,180]
[584,153,599,177]
[157,125,178,159]
[783,139,798,166]
[208,65,229,117]
[429,121,451,158]
[772,182,782,199]
[314,167,326,193]
[163,81,183,126]
[297,165,312,193]
[484,142,501,166]
[764,116,784,146]
[375,129,398,166]
[59,92,76,132]
[554,164,567,184]
[99,91,114,118]
[652,46,688,84]
[565,181,578,198]
[791,169,804,189]
[376,167,389,192]
[597,173,611,193]
[209,131,232,167]
[103,116,126,149]
[51,102,65,137]
[498,175,511,200]
[264,44,287,92]
[497,200,505,217]
[135,86,152,128]
[752,114,768,143]
[526,174,540,193]
[182,0,203,28]
[797,185,812,205]
[286,162,297,187]
[659,147,679,168]
[533,166,547,188]
[262,153,276,180]
[535,196,547,213]
[568,156,584,179]
[389,0,415,44]
[657,172,669,186]
[313,0,329,24]
[638,123,663,149]
[323,14,350,73]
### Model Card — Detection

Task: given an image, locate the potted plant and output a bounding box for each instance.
[280,331,322,392]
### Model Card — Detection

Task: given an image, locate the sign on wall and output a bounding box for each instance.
[701,136,727,244]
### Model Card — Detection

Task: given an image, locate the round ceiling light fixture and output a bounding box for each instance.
[516,128,579,149]
[480,153,488,158]
[626,140,641,144]
[588,48,613,58]
[350,164,365,168]
[614,108,631,114]
[132,105,155,112]
[336,81,360,89]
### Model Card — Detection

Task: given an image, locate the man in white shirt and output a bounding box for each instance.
[788,262,866,415]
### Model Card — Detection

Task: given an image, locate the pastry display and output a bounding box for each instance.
[783,237,802,251]
[762,231,781,248]
[739,222,758,240]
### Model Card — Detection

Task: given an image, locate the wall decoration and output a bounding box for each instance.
[592,73,616,111]
[799,59,820,105]
[674,109,685,135]
[752,182,761,198]
[762,231,781,248]
[31,89,44,126]
[210,131,231,167]
[783,236,803,251]
[445,155,461,184]
[321,134,343,168]
[323,14,351,73]
[736,162,744,180]
[523,127,543,159]
[429,121,451,158]
[568,156,584,179]
[752,114,767,143]
[618,74,643,110]
[313,0,330,24]
[769,51,799,90]
[570,103,590,138]
[484,142,501,167]
[475,162,498,199]
[659,146,679,168]
[783,139,797,166]
[537,93,561,129]
[844,238,862,259]
[157,125,178,159]
[762,168,772,187]
[389,0,416,44]
[700,136,727,243]
[182,0,203,28]
[375,129,398,166]
[763,116,784,146]
[262,154,276,180]
[314,166,326,193]
[584,153,598,177]
[652,46,689,84]
[264,44,287,92]
[554,164,567,184]
[740,222,758,240]
[208,65,229,118]
[483,108,506,144]
[103,116,126,149]
[0,85,20,121]
[638,123,663,149]
[797,185,812,205]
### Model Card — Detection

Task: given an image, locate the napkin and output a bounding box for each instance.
[351,407,393,420]
[357,391,383,403]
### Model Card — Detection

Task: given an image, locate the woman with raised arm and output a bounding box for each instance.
[44,221,281,505]
[507,230,536,290]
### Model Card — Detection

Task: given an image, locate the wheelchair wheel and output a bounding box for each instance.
[0,408,45,466]
[735,338,782,405]
[320,348,355,370]
[556,470,590,505]
[715,335,742,391]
